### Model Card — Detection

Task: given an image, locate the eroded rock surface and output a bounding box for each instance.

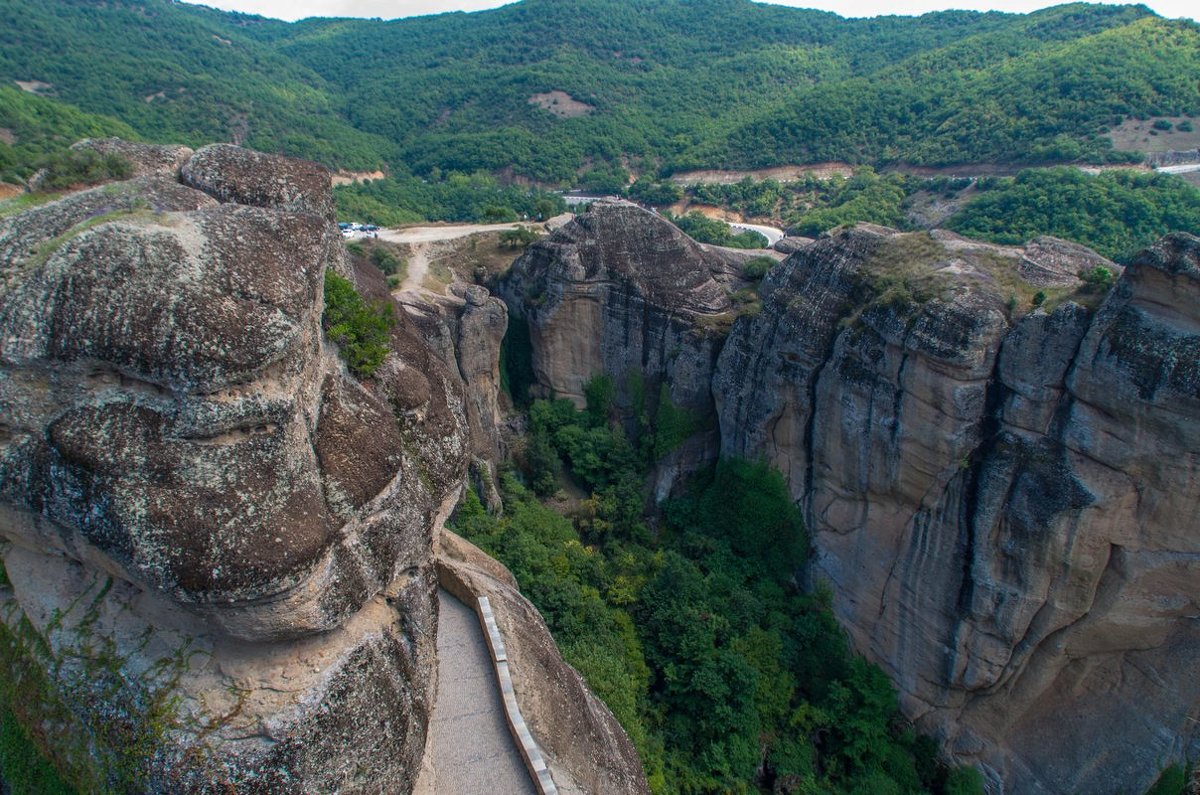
[71,137,194,179]
[500,200,732,410]
[716,229,1200,794]
[502,202,1199,794]
[0,142,467,792]
[500,200,739,494]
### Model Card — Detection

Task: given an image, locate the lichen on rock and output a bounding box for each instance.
[0,141,468,792]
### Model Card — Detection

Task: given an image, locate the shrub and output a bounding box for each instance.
[499,226,539,248]
[35,150,132,191]
[369,246,403,275]
[1152,119,1173,131]
[743,255,776,281]
[323,271,394,378]
[945,766,986,795]
[1144,764,1186,795]
[1079,265,1114,292]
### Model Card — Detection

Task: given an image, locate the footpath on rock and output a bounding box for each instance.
[415,590,536,795]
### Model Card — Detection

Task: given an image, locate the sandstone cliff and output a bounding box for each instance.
[500,200,755,496]
[501,202,1200,794]
[713,228,1199,794]
[0,142,468,792]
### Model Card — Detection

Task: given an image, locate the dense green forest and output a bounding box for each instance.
[451,376,986,794]
[0,88,137,183]
[945,168,1200,260]
[1,0,1197,184]
[668,167,1200,261]
[333,172,566,226]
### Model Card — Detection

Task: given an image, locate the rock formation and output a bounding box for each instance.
[713,228,1199,794]
[500,200,734,411]
[501,204,1200,794]
[0,142,468,791]
[400,283,510,510]
[500,200,750,496]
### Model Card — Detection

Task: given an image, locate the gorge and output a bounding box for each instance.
[499,201,1200,794]
[0,143,1197,795]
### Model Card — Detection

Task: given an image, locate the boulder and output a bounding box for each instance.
[0,144,468,792]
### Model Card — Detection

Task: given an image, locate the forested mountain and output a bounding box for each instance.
[1,0,1197,181]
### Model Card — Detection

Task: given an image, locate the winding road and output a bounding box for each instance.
[728,221,785,246]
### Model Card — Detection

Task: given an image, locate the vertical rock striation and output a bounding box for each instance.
[717,230,1200,794]
[502,202,1200,794]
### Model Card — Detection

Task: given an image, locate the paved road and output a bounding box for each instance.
[1157,163,1200,174]
[421,590,535,795]
[729,221,785,245]
[377,222,525,245]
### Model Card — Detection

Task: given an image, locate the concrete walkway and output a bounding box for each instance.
[417,589,536,795]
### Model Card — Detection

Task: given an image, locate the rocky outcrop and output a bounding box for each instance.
[1145,148,1200,167]
[499,200,743,494]
[436,529,650,795]
[713,229,1199,794]
[0,142,467,792]
[397,282,510,510]
[71,137,194,179]
[502,201,1200,794]
[500,200,734,412]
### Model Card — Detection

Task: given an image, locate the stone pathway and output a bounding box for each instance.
[416,589,535,795]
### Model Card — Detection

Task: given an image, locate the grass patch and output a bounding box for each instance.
[846,231,952,323]
[691,310,736,338]
[422,257,454,292]
[0,191,62,219]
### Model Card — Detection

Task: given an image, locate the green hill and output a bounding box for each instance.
[0,0,1197,182]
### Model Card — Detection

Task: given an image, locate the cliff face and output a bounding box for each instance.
[0,142,468,791]
[500,200,733,412]
[502,205,1200,794]
[714,229,1200,793]
[501,200,760,495]
[399,283,510,510]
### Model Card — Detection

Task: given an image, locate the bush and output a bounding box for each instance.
[668,211,767,248]
[743,255,775,281]
[1144,764,1186,795]
[34,149,132,191]
[369,246,403,275]
[628,179,683,206]
[945,766,986,795]
[1080,265,1114,292]
[499,227,539,248]
[1152,119,1173,131]
[322,271,394,378]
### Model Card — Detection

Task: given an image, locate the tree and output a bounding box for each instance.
[499,226,539,248]
[322,271,395,378]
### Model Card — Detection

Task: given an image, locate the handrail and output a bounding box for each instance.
[475,595,558,795]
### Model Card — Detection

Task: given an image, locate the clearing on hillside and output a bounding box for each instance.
[528,91,594,118]
[1107,116,1200,153]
